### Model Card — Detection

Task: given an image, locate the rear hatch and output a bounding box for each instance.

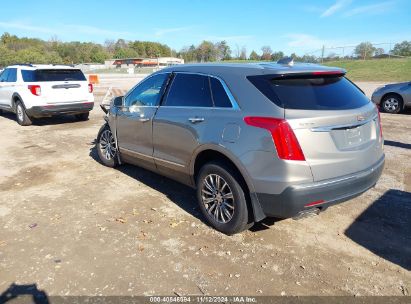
[249,71,384,182]
[22,69,90,104]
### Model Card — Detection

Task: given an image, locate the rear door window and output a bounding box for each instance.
[248,75,370,110]
[210,77,232,108]
[0,69,10,82]
[21,69,86,82]
[6,68,17,82]
[164,73,213,107]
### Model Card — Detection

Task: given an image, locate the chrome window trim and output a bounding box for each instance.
[161,71,240,110]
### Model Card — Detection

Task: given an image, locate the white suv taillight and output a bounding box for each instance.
[244,117,306,161]
[28,85,41,96]
[88,83,93,93]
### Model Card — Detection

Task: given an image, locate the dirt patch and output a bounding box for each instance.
[0,166,54,192]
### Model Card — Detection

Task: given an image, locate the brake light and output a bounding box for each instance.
[244,117,305,161]
[28,85,41,96]
[377,107,383,139]
[312,71,345,76]
[88,83,93,93]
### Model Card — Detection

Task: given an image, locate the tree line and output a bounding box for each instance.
[1,32,411,67]
[0,33,173,66]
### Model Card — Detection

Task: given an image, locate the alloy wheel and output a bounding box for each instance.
[99,129,117,160]
[201,174,235,223]
[17,104,24,122]
[384,97,399,112]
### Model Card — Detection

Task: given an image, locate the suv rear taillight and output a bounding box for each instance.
[28,85,41,96]
[88,83,93,93]
[244,117,306,161]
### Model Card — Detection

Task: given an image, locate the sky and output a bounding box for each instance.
[0,0,410,56]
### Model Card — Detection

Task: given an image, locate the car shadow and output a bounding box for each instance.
[384,140,411,150]
[249,217,282,232]
[0,283,49,304]
[345,189,411,270]
[88,142,206,226]
[88,141,303,233]
[0,111,86,126]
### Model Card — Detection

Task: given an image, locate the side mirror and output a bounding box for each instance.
[113,96,124,107]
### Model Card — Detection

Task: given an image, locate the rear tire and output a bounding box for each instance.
[15,101,32,126]
[381,94,403,114]
[96,124,118,168]
[75,112,90,121]
[196,162,251,235]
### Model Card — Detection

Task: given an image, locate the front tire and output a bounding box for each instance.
[97,124,118,167]
[75,112,90,121]
[196,162,251,235]
[15,101,32,126]
[381,94,403,114]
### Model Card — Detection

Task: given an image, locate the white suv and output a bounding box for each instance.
[0,64,94,126]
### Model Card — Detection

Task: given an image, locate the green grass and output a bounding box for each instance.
[324,58,411,82]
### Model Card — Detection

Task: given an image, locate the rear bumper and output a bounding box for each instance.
[256,155,385,219]
[26,102,94,118]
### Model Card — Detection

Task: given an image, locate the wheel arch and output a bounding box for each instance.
[11,93,25,112]
[190,145,266,222]
[382,92,405,109]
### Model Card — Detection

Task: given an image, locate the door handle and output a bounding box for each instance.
[188,117,205,123]
[138,117,150,122]
[137,113,150,122]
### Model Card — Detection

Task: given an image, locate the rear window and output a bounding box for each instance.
[248,75,370,110]
[21,69,86,82]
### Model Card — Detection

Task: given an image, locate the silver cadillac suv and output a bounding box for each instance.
[96,62,385,235]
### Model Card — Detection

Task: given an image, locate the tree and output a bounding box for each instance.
[249,50,260,61]
[261,45,272,60]
[215,40,231,61]
[375,48,385,56]
[114,47,138,59]
[196,41,217,62]
[234,44,241,59]
[392,41,411,56]
[104,39,116,53]
[240,46,247,60]
[354,42,376,60]
[270,51,284,61]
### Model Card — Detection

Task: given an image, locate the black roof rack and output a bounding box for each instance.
[52,64,75,67]
[12,63,34,67]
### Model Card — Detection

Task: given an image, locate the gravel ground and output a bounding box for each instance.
[0,77,410,297]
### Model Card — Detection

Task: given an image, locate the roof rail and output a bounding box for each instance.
[277,57,294,66]
[12,63,34,67]
[52,64,75,67]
